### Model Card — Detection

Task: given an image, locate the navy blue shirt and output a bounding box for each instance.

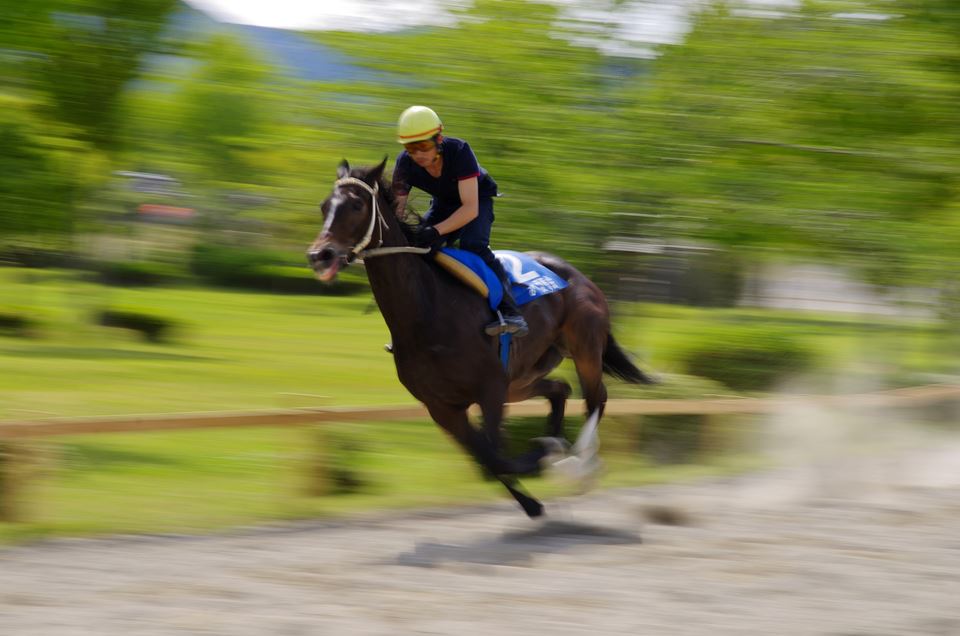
[392,137,498,207]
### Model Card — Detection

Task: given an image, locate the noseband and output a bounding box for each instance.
[330,177,429,260]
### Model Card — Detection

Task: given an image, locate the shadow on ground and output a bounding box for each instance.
[395,519,641,567]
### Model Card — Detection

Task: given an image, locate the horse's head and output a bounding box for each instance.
[307,158,388,282]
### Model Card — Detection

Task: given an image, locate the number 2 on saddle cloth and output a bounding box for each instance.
[432,248,568,371]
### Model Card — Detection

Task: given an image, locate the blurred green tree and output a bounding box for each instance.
[15,0,179,151]
[4,0,959,319]
[611,1,960,299]
[0,94,103,243]
[0,0,177,248]
[172,34,274,184]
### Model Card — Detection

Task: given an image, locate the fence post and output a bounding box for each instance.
[306,427,332,497]
[0,441,27,522]
[699,413,720,458]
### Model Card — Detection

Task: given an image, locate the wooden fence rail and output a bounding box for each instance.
[3,383,959,439]
[2,384,959,522]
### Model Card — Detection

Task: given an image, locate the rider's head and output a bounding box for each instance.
[397,106,443,162]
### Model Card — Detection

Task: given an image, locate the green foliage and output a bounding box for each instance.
[319,429,373,495]
[97,308,179,343]
[16,0,179,150]
[639,414,705,465]
[253,265,366,295]
[5,0,957,425]
[0,310,38,338]
[189,242,285,285]
[0,94,103,241]
[606,372,733,400]
[613,0,960,291]
[5,0,960,323]
[189,242,364,294]
[97,260,184,287]
[171,34,275,183]
[677,326,816,392]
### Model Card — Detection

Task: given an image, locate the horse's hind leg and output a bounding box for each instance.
[570,342,608,420]
[508,376,572,439]
[508,346,570,438]
[533,378,572,438]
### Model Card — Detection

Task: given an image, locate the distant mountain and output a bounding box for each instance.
[159,1,379,82]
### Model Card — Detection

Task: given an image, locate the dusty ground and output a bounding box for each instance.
[2,456,960,636]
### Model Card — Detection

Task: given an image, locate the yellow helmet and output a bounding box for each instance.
[397,105,443,144]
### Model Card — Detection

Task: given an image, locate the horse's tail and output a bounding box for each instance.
[603,334,656,384]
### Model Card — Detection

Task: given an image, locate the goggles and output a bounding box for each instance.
[403,140,437,154]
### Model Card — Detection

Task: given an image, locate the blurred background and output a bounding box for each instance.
[1,0,960,538]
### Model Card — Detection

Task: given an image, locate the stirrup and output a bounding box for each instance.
[484,310,508,336]
[485,311,529,337]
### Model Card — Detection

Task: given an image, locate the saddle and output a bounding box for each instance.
[434,248,567,310]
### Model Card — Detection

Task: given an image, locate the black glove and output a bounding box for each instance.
[413,225,442,249]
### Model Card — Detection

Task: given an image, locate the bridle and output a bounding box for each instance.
[332,177,387,258]
[331,177,429,261]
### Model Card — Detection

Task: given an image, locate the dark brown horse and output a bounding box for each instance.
[307,159,653,517]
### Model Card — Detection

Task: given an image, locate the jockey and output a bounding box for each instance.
[392,105,529,338]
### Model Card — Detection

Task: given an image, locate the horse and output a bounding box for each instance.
[307,158,654,518]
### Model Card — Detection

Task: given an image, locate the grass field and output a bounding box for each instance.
[2,268,949,419]
[0,268,409,418]
[0,267,950,542]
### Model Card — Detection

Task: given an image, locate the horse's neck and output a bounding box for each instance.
[366,257,439,345]
[364,205,436,338]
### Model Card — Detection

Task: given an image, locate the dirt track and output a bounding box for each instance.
[3,459,960,636]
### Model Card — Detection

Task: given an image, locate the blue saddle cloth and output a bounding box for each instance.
[439,248,568,310]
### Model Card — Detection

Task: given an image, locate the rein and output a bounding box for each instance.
[333,176,430,260]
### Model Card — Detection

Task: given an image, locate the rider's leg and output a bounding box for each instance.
[476,252,528,336]
[457,198,529,337]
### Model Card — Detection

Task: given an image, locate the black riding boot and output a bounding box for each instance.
[485,257,529,338]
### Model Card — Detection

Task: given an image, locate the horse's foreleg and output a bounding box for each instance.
[475,397,547,518]
[476,392,550,477]
[426,403,544,518]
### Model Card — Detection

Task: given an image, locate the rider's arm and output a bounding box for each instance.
[394,194,408,219]
[391,154,411,218]
[434,177,478,235]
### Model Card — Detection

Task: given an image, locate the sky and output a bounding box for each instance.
[183,0,803,57]
[183,0,467,32]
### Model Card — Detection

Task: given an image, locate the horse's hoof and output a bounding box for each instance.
[532,437,569,467]
[549,455,602,492]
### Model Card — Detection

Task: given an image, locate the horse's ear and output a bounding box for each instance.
[337,159,350,179]
[365,156,388,185]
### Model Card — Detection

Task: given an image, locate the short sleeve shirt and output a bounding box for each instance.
[392,137,498,207]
